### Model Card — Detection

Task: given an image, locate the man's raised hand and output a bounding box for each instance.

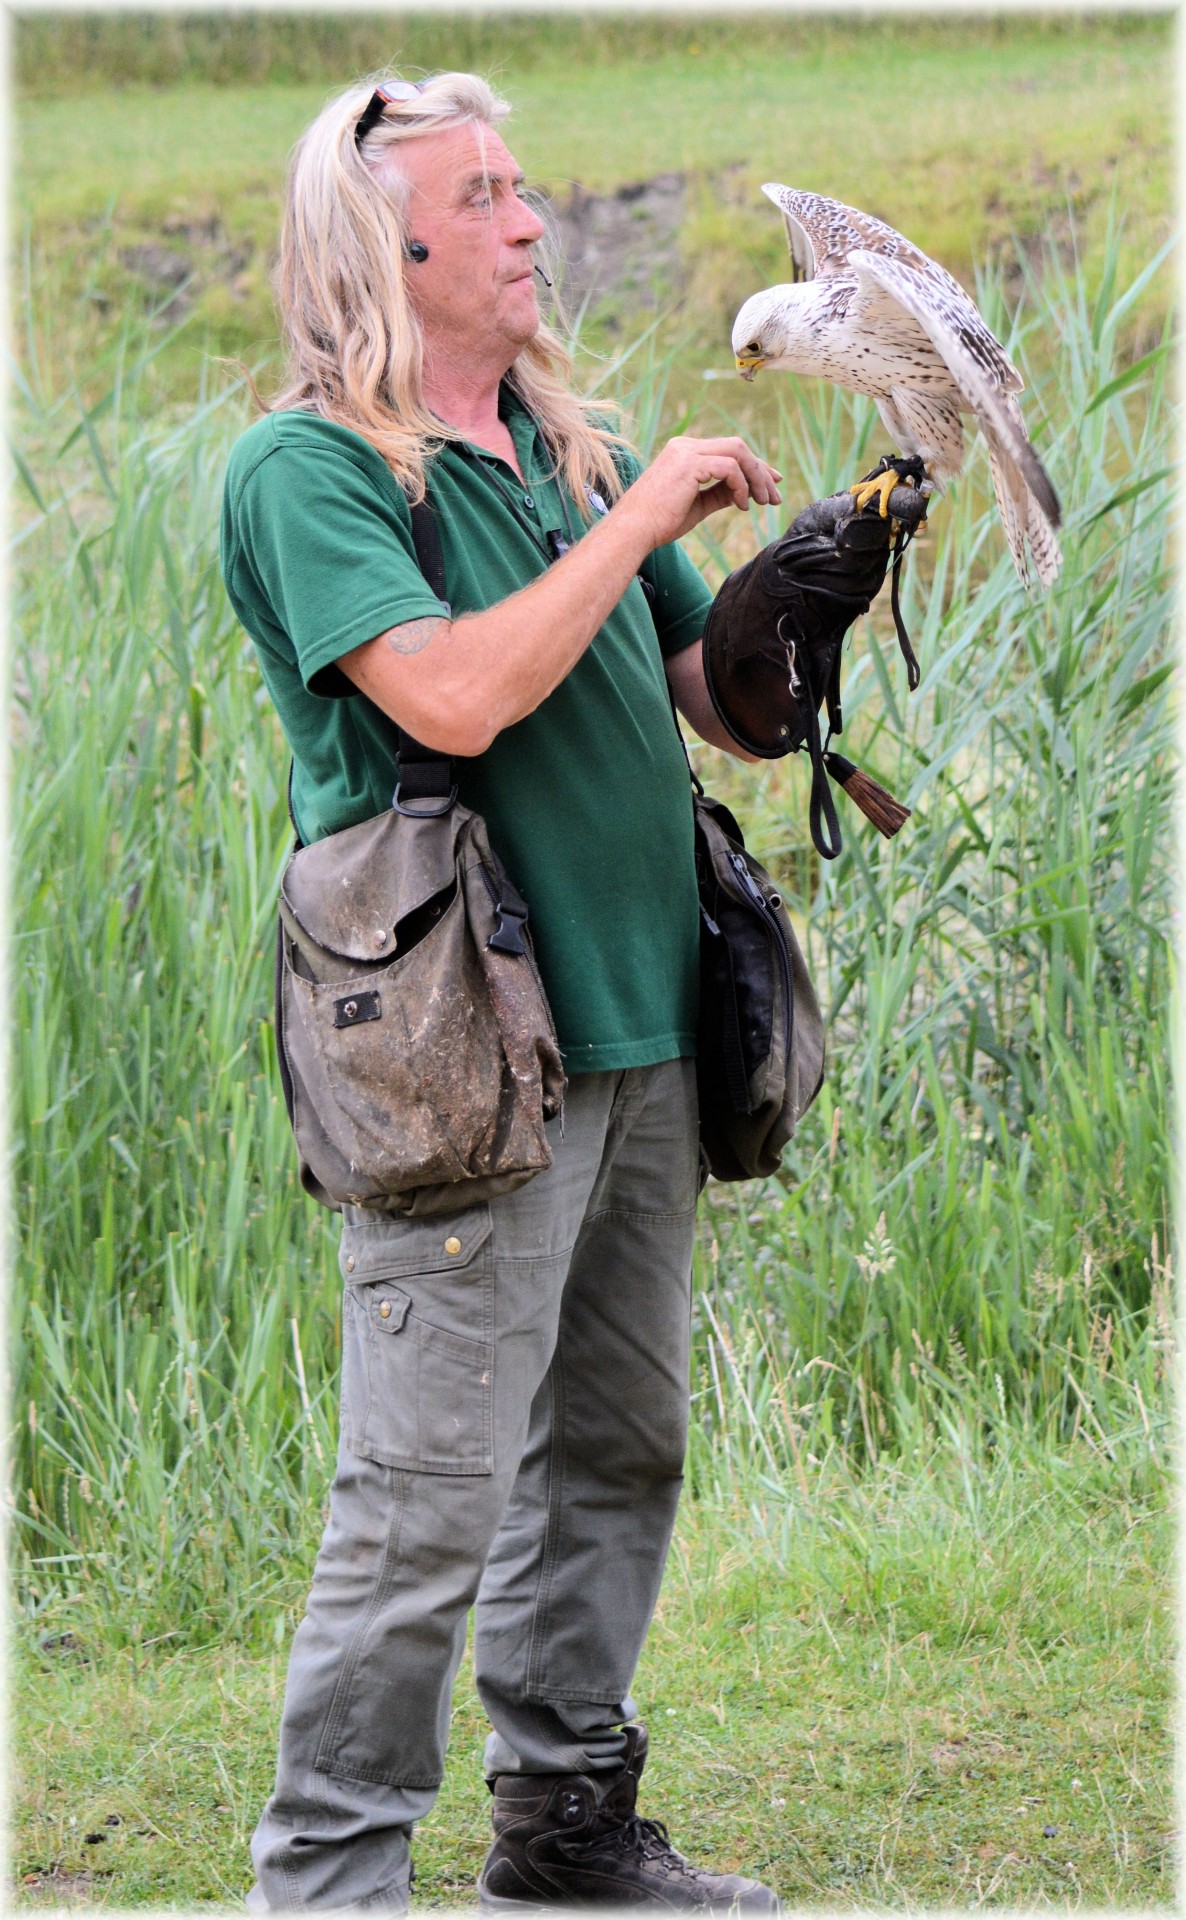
[619,436,782,550]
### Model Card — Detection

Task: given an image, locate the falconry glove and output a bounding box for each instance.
[703,458,929,860]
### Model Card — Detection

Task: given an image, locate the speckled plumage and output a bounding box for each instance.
[733,186,1062,589]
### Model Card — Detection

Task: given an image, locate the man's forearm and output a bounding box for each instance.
[338,503,653,756]
[335,434,781,754]
[665,640,760,762]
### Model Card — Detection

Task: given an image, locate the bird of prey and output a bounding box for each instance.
[732,186,1062,589]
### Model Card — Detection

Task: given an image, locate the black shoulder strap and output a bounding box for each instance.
[408,495,449,605]
[393,497,455,812]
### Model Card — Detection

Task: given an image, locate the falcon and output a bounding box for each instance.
[732,186,1062,589]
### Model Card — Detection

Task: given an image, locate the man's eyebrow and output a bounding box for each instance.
[457,169,526,196]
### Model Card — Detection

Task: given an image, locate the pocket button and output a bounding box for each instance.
[369,1288,411,1333]
[444,1236,462,1256]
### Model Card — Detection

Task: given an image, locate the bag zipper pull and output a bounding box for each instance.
[728,849,770,911]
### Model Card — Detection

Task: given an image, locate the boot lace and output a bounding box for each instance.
[579,1812,688,1877]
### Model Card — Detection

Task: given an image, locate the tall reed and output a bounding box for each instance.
[10,233,1173,1646]
[686,229,1175,1495]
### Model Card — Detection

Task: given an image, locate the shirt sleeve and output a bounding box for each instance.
[611,446,714,659]
[233,443,448,697]
[641,536,715,659]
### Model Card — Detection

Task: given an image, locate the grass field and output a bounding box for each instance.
[15,12,1173,416]
[9,10,1177,1912]
[16,1452,1173,1908]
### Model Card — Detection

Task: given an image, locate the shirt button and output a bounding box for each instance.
[444,1236,462,1256]
[345,1257,355,1273]
[523,495,534,511]
[378,1300,392,1319]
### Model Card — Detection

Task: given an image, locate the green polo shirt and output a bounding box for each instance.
[220,393,713,1071]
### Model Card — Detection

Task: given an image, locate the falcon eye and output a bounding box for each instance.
[744,340,762,355]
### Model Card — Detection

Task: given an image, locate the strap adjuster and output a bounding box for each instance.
[392,782,457,818]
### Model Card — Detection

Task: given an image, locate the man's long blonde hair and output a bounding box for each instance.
[268,71,629,508]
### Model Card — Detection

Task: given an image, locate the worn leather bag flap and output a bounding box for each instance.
[280,805,459,964]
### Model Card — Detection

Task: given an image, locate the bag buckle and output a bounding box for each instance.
[488,897,529,955]
[479,863,531,955]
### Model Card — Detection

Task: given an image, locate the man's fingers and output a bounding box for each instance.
[711,467,752,515]
[706,436,782,507]
[693,451,778,511]
[629,435,784,547]
[666,437,780,504]
[692,458,775,519]
[692,480,738,522]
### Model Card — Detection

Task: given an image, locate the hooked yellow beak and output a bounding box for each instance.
[734,353,765,382]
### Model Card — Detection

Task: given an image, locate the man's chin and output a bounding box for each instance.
[499,276,540,332]
[502,317,542,361]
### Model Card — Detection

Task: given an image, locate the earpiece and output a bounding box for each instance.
[406,240,429,264]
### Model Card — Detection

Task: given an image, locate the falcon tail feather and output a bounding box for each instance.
[1025,491,1063,590]
[1001,395,1061,532]
[988,446,1062,590]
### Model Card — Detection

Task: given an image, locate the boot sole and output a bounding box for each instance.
[476,1885,558,1913]
[478,1890,779,1916]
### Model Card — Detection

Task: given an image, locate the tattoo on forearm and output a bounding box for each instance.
[384,616,448,656]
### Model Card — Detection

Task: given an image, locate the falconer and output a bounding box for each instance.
[220,70,781,1912]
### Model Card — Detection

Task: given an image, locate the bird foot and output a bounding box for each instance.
[848,454,929,518]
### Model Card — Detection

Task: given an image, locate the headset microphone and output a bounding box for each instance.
[533,260,553,287]
[406,240,429,264]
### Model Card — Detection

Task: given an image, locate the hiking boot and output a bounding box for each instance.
[477,1724,779,1911]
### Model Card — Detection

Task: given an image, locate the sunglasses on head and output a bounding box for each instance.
[354,79,434,149]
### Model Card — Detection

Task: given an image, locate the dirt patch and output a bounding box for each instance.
[13,1867,112,1906]
[930,1732,1009,1774]
[549,172,687,315]
[983,167,1095,299]
[119,219,255,322]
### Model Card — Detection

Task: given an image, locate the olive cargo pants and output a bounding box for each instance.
[248,1060,700,1911]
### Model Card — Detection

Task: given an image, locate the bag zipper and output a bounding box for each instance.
[726,849,794,1069]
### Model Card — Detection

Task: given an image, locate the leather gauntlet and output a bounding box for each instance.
[703,466,928,858]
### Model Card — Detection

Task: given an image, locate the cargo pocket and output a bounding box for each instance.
[339,1207,494,1474]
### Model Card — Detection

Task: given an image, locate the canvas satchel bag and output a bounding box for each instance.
[273,501,564,1217]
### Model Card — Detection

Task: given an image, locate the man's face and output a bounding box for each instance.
[393,122,546,367]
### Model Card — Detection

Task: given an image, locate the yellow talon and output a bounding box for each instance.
[848,467,902,518]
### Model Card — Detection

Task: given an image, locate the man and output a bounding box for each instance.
[222,70,782,1912]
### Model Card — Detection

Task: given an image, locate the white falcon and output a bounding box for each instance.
[733,185,1062,589]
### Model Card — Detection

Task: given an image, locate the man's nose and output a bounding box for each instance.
[509,196,546,247]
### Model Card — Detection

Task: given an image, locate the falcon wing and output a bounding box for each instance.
[849,247,1059,531]
[763,188,1024,394]
[760,183,818,282]
[763,184,928,280]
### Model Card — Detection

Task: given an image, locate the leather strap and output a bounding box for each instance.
[889,521,922,692]
[803,689,843,862]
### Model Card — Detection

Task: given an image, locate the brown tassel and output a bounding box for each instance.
[823,752,911,839]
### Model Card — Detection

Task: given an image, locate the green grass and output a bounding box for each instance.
[13,10,1170,90]
[14,1446,1173,1908]
[14,13,1173,411]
